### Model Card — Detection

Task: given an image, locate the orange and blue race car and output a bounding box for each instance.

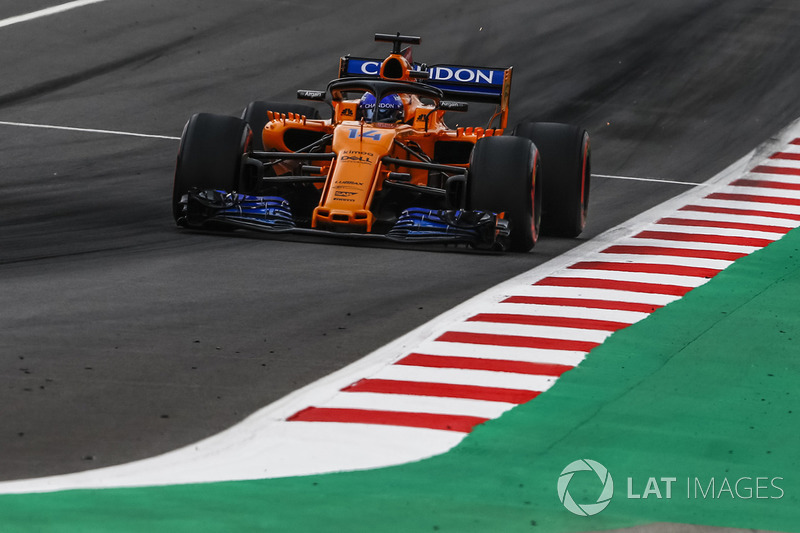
[172,32,591,252]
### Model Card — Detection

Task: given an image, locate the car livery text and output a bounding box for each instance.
[345,59,503,86]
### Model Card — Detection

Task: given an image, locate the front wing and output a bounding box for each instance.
[177,189,511,250]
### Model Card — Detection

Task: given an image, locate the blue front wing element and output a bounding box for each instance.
[217,194,295,229]
[183,189,295,230]
[183,190,506,249]
[387,208,499,244]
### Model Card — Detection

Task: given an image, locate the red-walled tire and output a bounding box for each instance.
[467,136,542,252]
[515,122,590,237]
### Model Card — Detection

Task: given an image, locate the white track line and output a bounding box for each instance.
[0,0,108,29]
[0,122,719,187]
[592,173,703,186]
[0,121,180,141]
[0,121,726,188]
[0,121,710,187]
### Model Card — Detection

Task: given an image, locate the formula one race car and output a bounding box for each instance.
[172,33,590,252]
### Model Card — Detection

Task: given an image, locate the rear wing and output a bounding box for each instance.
[338,56,513,127]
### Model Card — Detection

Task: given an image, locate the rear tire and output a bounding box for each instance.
[241,101,321,150]
[467,136,542,252]
[514,122,590,237]
[172,113,250,224]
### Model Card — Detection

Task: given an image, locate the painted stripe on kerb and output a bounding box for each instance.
[466,313,630,331]
[435,331,601,352]
[707,192,800,206]
[568,261,721,278]
[772,152,800,161]
[343,379,542,403]
[633,230,775,247]
[733,178,800,189]
[678,204,800,220]
[751,165,800,176]
[396,353,574,376]
[501,295,663,313]
[535,276,695,296]
[656,217,794,233]
[600,245,747,261]
[288,407,488,433]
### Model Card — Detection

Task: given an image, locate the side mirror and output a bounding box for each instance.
[297,90,326,102]
[440,101,469,112]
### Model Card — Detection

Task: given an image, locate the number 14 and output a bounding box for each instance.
[348,128,382,141]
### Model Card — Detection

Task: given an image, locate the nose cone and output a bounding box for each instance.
[312,124,397,232]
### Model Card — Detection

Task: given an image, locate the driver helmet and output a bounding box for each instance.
[357,93,405,123]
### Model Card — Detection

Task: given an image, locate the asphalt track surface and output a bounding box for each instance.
[1,0,799,486]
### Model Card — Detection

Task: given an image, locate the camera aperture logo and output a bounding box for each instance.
[557,459,614,516]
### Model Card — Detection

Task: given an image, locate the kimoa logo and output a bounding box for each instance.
[557,459,614,516]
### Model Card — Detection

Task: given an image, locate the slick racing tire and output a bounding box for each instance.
[241,101,321,150]
[514,122,590,237]
[468,136,542,253]
[172,113,251,224]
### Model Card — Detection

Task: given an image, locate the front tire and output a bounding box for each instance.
[172,113,250,224]
[467,136,542,252]
[515,122,590,237]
